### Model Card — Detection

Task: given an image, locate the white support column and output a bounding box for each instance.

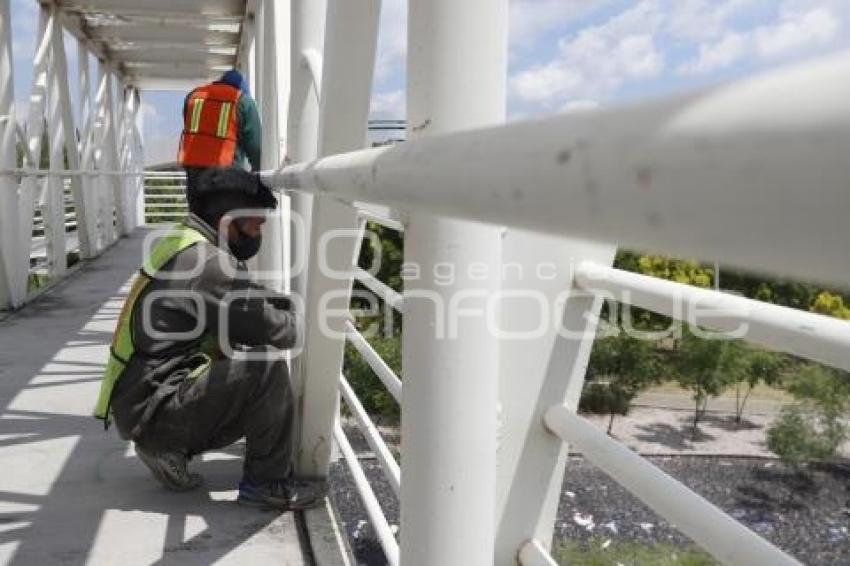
[51,10,92,259]
[93,61,115,244]
[494,236,615,563]
[132,89,145,228]
[118,84,141,232]
[295,0,381,478]
[254,0,290,292]
[400,1,507,564]
[45,27,67,277]
[0,0,18,308]
[286,0,326,306]
[105,72,127,236]
[77,40,99,252]
[13,6,54,304]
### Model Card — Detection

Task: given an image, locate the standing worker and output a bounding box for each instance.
[178,70,262,205]
[93,167,318,510]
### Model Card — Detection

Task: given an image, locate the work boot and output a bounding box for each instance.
[135,444,204,492]
[237,478,324,511]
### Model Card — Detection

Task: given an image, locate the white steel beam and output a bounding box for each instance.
[0,0,17,308]
[46,25,69,277]
[77,40,102,251]
[286,0,326,317]
[56,0,245,18]
[333,421,400,565]
[86,24,239,46]
[132,78,209,91]
[295,0,380,481]
[339,374,400,496]
[109,49,236,67]
[253,0,289,292]
[400,1,507,564]
[544,406,800,565]
[576,262,850,372]
[13,7,54,306]
[267,53,850,288]
[92,61,116,244]
[285,0,325,476]
[51,8,92,259]
[494,236,615,564]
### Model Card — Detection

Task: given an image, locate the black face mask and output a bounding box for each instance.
[229,221,262,261]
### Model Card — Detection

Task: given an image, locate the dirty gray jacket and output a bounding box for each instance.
[110,213,297,440]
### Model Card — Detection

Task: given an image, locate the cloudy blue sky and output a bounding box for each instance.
[8,0,850,165]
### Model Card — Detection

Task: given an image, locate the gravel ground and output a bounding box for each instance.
[329,420,850,565]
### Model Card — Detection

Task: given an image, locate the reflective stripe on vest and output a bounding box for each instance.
[93,223,209,423]
[177,82,241,167]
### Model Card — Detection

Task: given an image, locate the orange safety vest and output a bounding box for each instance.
[177,83,241,167]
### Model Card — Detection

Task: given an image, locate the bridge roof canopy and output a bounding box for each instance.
[52,0,254,91]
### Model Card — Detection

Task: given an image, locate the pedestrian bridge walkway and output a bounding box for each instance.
[0,229,335,565]
[2,0,850,564]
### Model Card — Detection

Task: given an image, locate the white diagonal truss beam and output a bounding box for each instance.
[0,0,17,308]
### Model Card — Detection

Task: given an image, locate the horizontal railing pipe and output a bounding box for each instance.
[575,261,850,372]
[333,421,400,566]
[354,267,405,313]
[356,207,405,232]
[543,405,801,566]
[264,53,850,287]
[339,374,400,496]
[344,320,402,403]
[0,168,145,177]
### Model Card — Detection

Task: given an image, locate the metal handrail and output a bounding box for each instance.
[333,421,400,565]
[353,267,405,313]
[339,374,400,495]
[344,320,402,403]
[543,405,800,565]
[575,261,850,372]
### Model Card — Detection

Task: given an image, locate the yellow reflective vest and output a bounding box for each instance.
[93,223,208,423]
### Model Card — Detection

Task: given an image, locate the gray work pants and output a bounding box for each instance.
[137,348,294,485]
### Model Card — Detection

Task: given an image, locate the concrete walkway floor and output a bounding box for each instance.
[0,229,329,565]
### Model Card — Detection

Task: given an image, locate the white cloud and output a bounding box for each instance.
[681,3,842,74]
[373,0,406,84]
[370,89,405,118]
[681,32,747,74]
[755,7,839,57]
[511,1,665,107]
[561,99,601,113]
[509,0,614,51]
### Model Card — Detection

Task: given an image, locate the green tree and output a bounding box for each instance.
[733,347,784,425]
[674,332,739,438]
[582,330,660,435]
[636,255,713,288]
[767,365,850,467]
[810,291,850,320]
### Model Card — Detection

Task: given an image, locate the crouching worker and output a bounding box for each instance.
[93,167,318,510]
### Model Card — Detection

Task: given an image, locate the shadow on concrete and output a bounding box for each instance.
[0,230,304,565]
[632,421,717,451]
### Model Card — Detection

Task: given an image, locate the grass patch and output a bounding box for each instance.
[554,538,718,566]
[27,272,49,293]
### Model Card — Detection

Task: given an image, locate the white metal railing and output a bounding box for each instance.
[143,172,188,225]
[0,0,144,310]
[3,0,846,563]
[259,2,848,563]
[332,213,405,564]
